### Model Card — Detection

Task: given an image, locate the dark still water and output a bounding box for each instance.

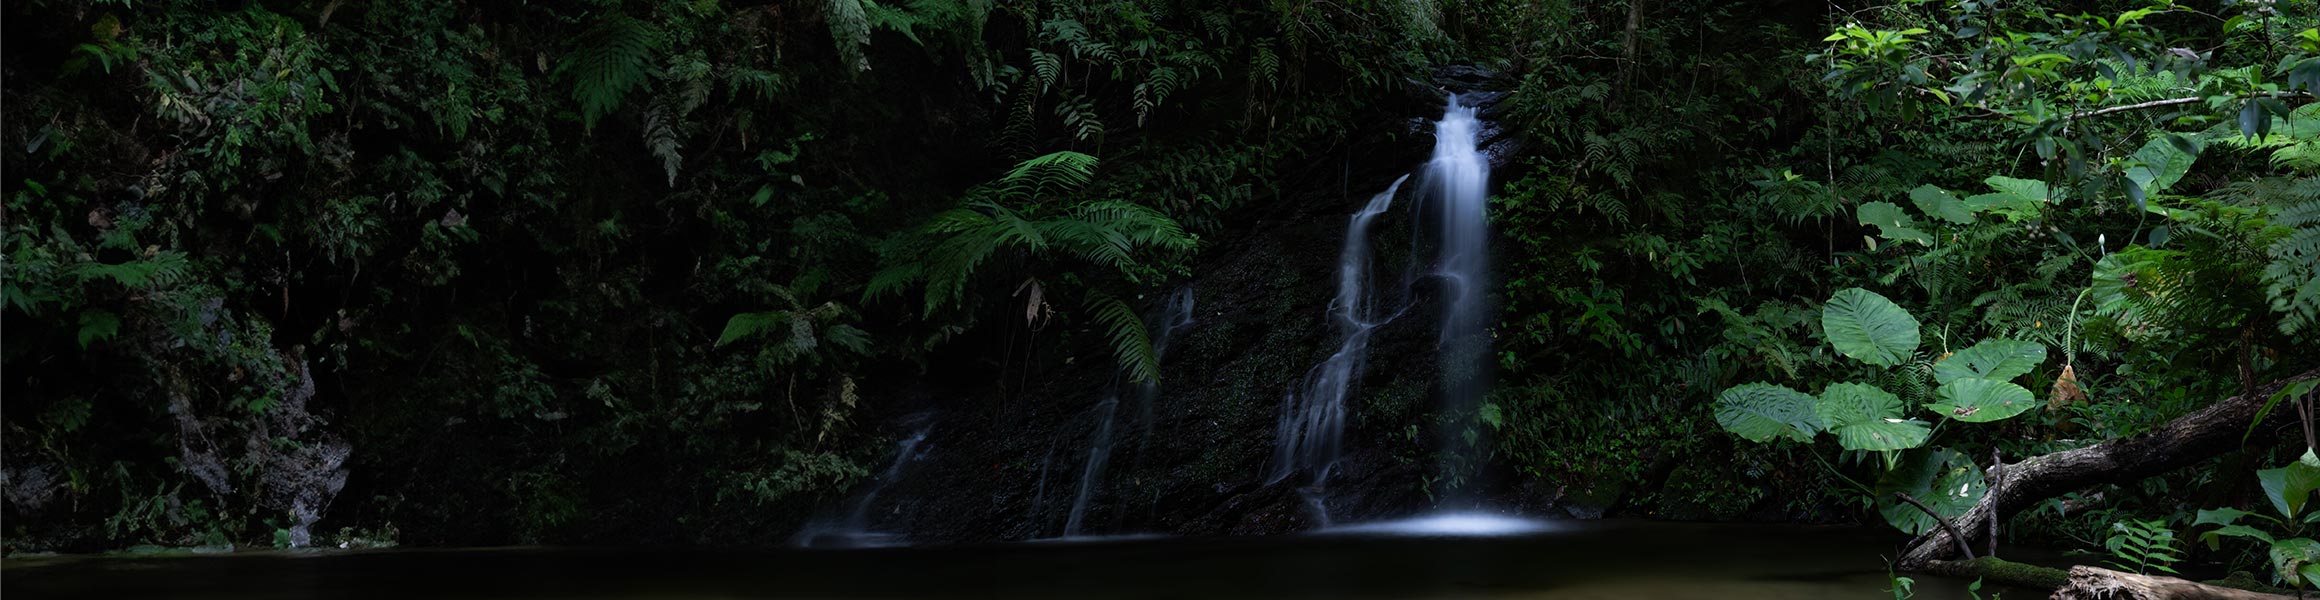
[3,520,2030,599]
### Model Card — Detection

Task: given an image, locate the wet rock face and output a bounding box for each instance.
[814,65,1540,544]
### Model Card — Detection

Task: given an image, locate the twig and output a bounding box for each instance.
[2064,91,2315,121]
[1896,492,1977,560]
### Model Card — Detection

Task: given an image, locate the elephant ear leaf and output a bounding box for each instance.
[1822,288,1921,367]
[1817,383,1930,451]
[1928,378,2038,423]
[2260,453,2320,520]
[1932,339,2046,384]
[1714,383,1822,443]
[1876,448,1987,535]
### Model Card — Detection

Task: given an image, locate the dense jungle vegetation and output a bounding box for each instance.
[4,0,2320,589]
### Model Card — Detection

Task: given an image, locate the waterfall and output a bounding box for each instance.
[793,416,936,548]
[1268,95,1495,523]
[1061,287,1196,537]
[1267,175,1411,523]
[1426,96,1493,492]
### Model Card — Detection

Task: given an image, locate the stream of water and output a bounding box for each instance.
[1424,95,1493,492]
[791,416,937,548]
[1,521,2033,599]
[1269,94,1499,523]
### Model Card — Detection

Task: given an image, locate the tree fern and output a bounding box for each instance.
[867,151,1195,377]
[558,15,661,130]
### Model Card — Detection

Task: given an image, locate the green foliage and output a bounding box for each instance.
[1822,288,1922,367]
[559,15,662,130]
[2261,456,2320,521]
[1876,448,1987,535]
[867,150,1194,379]
[1928,378,2037,423]
[1819,383,1931,452]
[2106,518,2183,575]
[1712,383,1820,443]
[2254,177,2320,336]
[1086,292,1159,383]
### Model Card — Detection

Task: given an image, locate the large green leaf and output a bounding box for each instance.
[1817,382,1902,426]
[1714,383,1822,443]
[1821,288,1921,367]
[1909,184,1974,224]
[1964,176,2048,221]
[2194,507,2258,528]
[1928,378,2038,422]
[2274,538,2320,586]
[1817,383,1930,451]
[2261,457,2320,519]
[2200,524,2275,551]
[1876,448,1987,535]
[1834,418,1932,451]
[1857,202,1931,245]
[2124,136,2198,199]
[1932,339,2047,384]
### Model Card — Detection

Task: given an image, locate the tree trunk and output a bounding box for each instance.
[2051,566,2292,600]
[1618,0,1644,92]
[1898,368,2320,569]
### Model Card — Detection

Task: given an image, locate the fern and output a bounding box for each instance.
[1041,18,1118,62]
[70,252,192,289]
[1251,41,1281,91]
[1087,292,1160,383]
[1055,90,1105,142]
[558,15,661,130]
[2253,177,2320,336]
[1031,51,1064,93]
[867,152,1195,377]
[997,150,1099,198]
[825,0,872,72]
[643,100,683,187]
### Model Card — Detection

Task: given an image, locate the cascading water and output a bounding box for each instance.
[1425,96,1493,492]
[793,416,936,548]
[1268,94,1500,526]
[1060,287,1196,537]
[1267,175,1410,524]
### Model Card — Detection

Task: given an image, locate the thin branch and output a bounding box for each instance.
[2063,91,2316,121]
[1896,492,1977,560]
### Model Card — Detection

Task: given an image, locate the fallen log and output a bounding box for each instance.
[1898,368,2320,569]
[1922,557,2070,590]
[2051,565,2291,600]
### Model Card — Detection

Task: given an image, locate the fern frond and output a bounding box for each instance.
[1031,51,1064,93]
[997,151,1099,198]
[825,0,872,71]
[1251,41,1281,91]
[644,99,683,187]
[70,252,192,289]
[1087,292,1160,383]
[1055,91,1105,142]
[2263,177,2320,336]
[558,15,661,130]
[717,311,789,347]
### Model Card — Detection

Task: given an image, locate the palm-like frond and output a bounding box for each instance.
[558,15,660,130]
[1087,292,1159,383]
